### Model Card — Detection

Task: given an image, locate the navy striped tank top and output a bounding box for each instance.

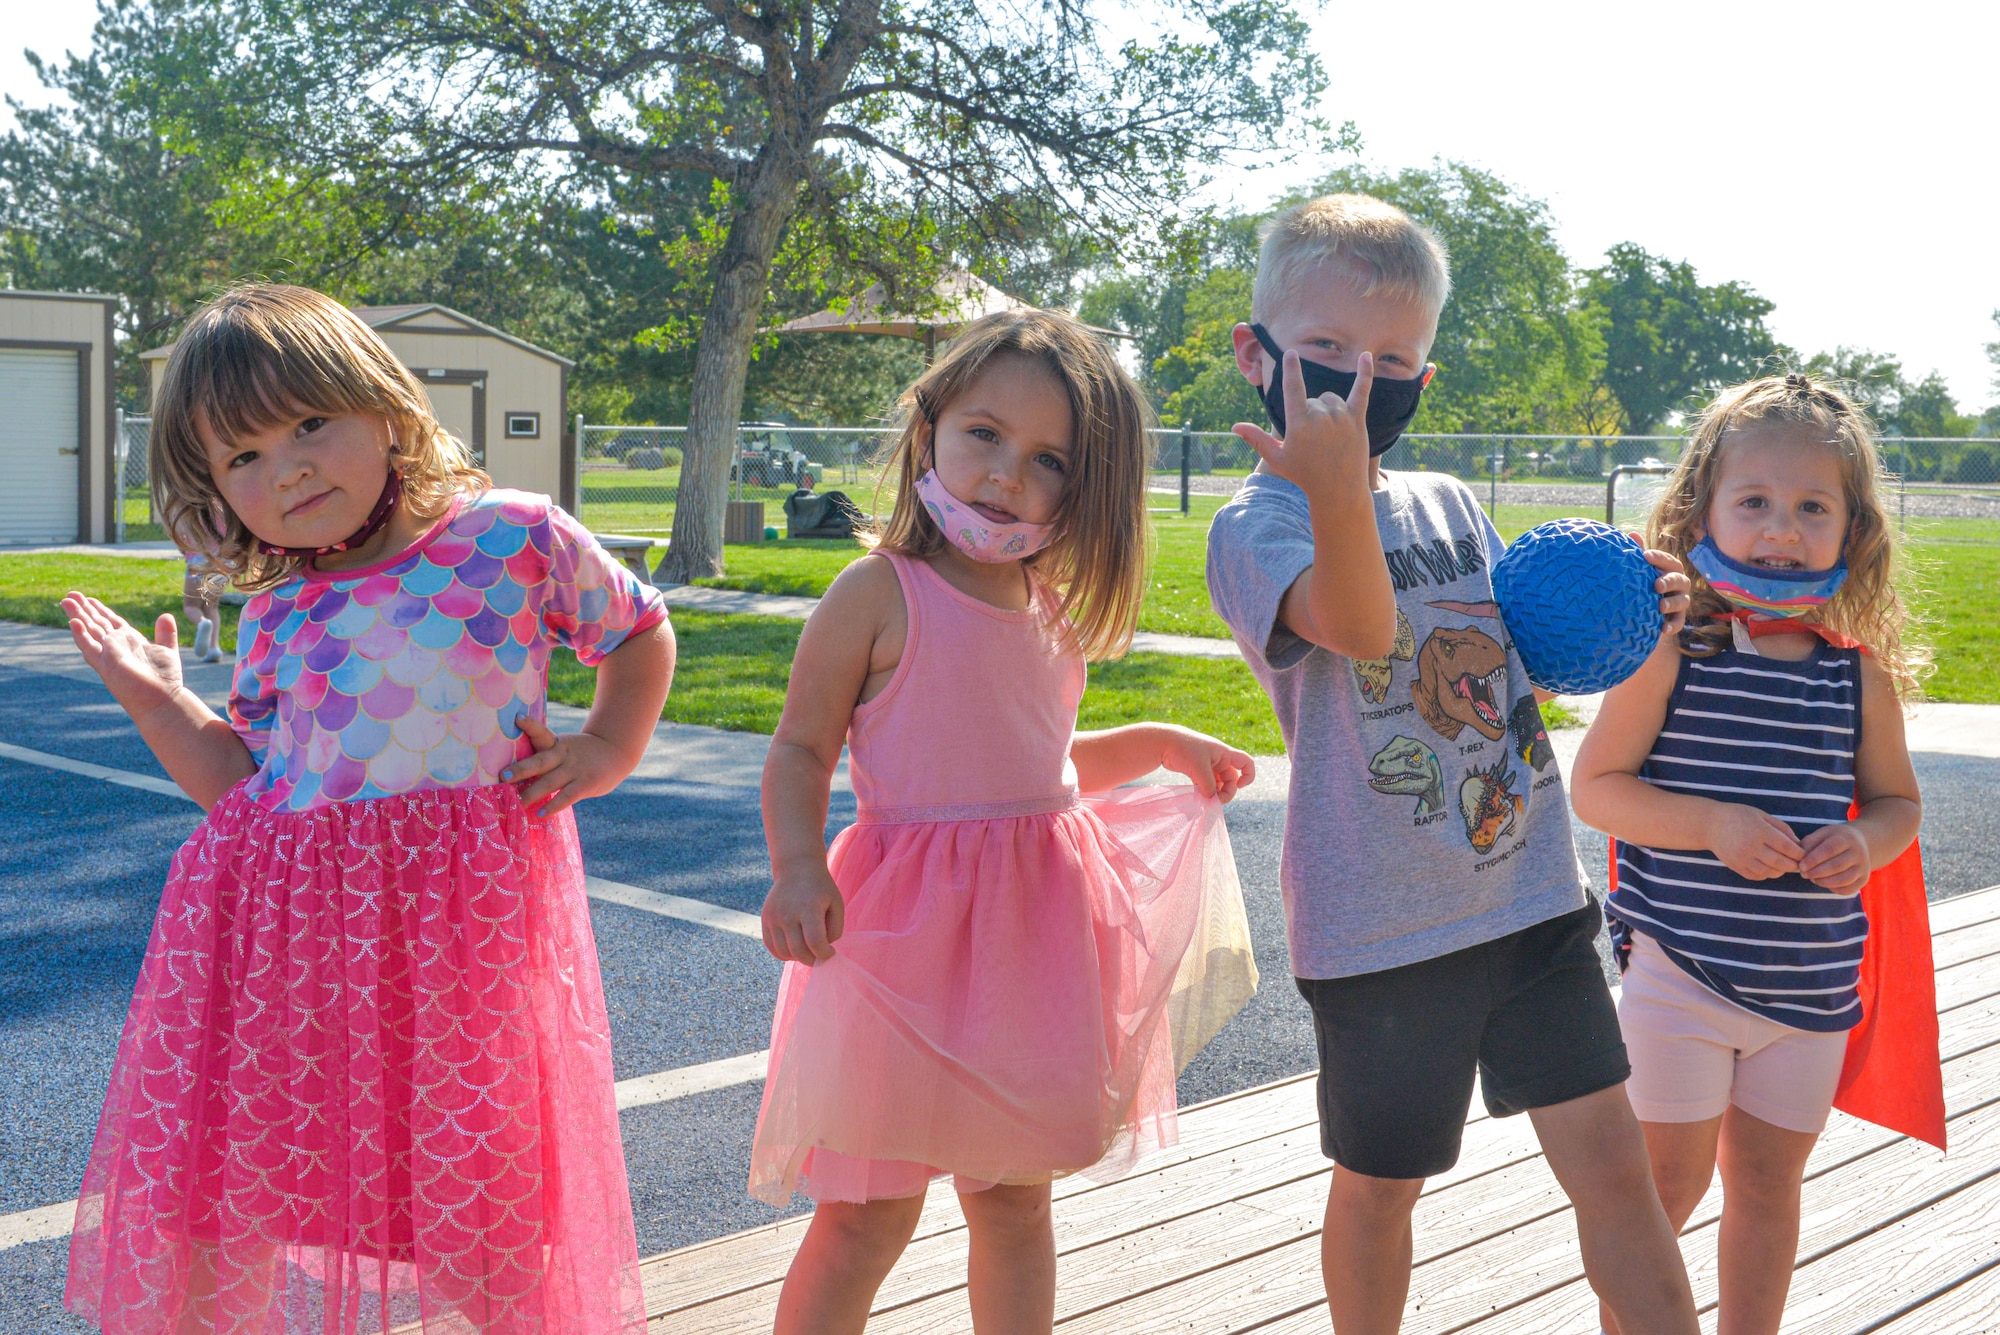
[1605,640,1866,1032]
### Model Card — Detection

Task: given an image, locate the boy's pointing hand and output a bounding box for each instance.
[1234,349,1373,501]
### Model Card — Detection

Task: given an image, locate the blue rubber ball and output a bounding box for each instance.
[1491,518,1662,695]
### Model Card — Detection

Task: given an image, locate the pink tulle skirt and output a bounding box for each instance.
[748,784,1257,1206]
[65,780,645,1335]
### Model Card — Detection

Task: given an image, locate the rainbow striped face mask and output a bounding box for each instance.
[1688,536,1848,620]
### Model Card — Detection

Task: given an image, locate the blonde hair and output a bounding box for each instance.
[151,284,488,590]
[1648,373,1930,698]
[1252,193,1451,323]
[870,309,1150,660]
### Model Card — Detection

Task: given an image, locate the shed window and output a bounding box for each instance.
[506,412,541,439]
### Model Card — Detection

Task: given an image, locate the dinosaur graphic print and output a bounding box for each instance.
[1353,609,1417,704]
[1459,755,1525,854]
[1508,695,1554,771]
[1367,735,1445,817]
[1413,627,1510,742]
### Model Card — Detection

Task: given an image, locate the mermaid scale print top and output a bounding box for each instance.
[229,488,665,809]
[64,489,665,1335]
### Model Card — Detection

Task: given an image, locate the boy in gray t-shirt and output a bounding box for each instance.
[1206,193,1699,1334]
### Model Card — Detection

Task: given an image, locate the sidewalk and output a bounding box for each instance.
[657,584,1244,658]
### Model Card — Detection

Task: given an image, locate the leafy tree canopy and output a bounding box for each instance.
[1581,242,1779,433]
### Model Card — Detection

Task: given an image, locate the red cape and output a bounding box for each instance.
[1608,833,1946,1151]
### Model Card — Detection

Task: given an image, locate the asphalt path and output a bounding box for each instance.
[0,641,1993,1331]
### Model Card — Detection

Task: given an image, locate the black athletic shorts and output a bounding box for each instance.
[1293,899,1629,1180]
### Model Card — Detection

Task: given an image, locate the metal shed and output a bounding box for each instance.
[0,290,118,544]
[142,303,576,511]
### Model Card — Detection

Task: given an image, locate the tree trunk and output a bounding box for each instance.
[656,165,804,582]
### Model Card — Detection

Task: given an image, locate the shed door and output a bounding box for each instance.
[0,350,80,543]
[423,383,481,466]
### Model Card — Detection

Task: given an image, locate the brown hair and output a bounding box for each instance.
[870,309,1150,660]
[1648,372,1930,698]
[150,284,488,589]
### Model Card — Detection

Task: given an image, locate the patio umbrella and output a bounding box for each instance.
[766,269,1125,361]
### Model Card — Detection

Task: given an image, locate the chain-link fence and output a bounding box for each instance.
[115,411,160,542]
[572,422,2000,552]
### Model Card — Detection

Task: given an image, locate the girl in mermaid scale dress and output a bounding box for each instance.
[60,286,672,1335]
[751,310,1260,1333]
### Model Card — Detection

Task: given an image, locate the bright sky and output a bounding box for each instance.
[9,0,1997,410]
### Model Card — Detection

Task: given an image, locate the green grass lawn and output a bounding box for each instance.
[1904,518,2000,704]
[0,553,242,649]
[6,497,1994,748]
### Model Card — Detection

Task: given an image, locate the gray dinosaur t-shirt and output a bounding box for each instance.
[1207,469,1587,979]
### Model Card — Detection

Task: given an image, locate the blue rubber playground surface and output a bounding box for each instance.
[1,625,1994,1331]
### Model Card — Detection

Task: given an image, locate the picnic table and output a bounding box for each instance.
[592,534,662,586]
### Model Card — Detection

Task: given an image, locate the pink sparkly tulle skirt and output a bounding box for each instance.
[65,780,645,1335]
[749,784,1257,1206]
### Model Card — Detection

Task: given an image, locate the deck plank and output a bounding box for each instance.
[1262,1035,2000,1335]
[871,1109,1556,1333]
[1058,1002,2000,1335]
[639,896,2000,1335]
[645,1076,1322,1323]
[1927,883,2000,934]
[1858,1255,2000,1333]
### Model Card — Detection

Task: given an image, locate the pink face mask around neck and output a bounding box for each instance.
[914,468,1054,563]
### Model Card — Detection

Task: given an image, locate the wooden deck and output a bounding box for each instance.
[642,885,2000,1334]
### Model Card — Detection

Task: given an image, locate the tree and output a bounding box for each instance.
[1802,346,1907,423]
[1304,162,1603,440]
[1582,243,1778,433]
[249,0,1326,579]
[1088,160,1609,454]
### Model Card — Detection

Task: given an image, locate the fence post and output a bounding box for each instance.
[1488,442,1503,516]
[1900,438,1909,534]
[114,408,126,544]
[1179,422,1192,516]
[572,413,586,521]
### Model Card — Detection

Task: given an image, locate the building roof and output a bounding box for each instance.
[0,288,119,305]
[140,302,574,367]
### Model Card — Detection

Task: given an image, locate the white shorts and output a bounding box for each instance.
[1618,933,1849,1134]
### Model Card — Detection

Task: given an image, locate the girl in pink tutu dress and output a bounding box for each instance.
[59,286,673,1335]
[751,310,1260,1332]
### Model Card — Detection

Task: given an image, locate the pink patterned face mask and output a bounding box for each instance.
[914,468,1054,563]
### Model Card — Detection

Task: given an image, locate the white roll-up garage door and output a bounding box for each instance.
[0,349,80,543]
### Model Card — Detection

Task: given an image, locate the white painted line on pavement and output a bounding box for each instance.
[585,875,765,939]
[0,740,766,940]
[0,740,188,800]
[615,1049,770,1110]
[0,1047,774,1252]
[0,1199,77,1251]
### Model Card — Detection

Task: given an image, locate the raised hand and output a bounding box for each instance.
[1232,348,1374,499]
[62,593,188,723]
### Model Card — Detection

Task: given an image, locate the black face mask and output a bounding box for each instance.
[1251,323,1434,456]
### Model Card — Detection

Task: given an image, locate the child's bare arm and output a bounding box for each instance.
[509,617,676,816]
[1233,351,1397,660]
[1797,656,1921,892]
[1071,724,1255,802]
[758,558,899,964]
[1570,636,1804,880]
[62,593,255,809]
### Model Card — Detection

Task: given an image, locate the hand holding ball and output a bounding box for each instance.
[1491,519,1663,695]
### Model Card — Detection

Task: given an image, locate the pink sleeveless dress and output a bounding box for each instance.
[748,552,1257,1205]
